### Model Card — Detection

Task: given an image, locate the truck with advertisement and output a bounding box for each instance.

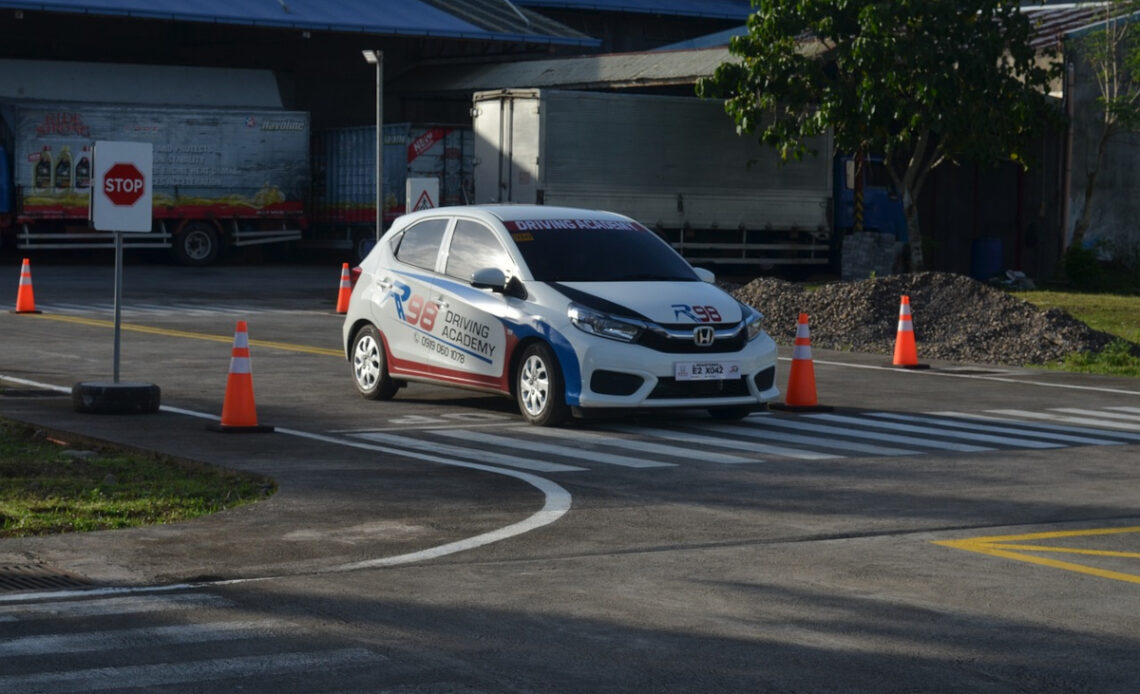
[0,100,310,266]
[471,88,906,270]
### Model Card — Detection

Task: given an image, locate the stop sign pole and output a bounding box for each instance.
[74,141,160,414]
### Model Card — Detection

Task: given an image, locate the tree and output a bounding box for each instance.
[696,0,1057,270]
[1069,1,1140,251]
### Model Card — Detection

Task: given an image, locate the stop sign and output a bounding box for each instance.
[103,162,146,206]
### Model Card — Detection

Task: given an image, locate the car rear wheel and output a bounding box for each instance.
[516,343,569,426]
[352,325,400,400]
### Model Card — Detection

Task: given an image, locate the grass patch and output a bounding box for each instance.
[0,418,274,537]
[1015,290,1140,377]
[1015,290,1140,344]
[1054,338,1140,378]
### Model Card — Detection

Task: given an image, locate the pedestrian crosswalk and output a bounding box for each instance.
[0,591,386,693]
[350,406,1140,474]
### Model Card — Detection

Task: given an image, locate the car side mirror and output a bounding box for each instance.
[471,267,508,290]
[694,267,716,284]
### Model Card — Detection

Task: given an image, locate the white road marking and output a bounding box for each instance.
[930,411,1140,441]
[0,649,382,693]
[0,375,574,596]
[523,425,757,464]
[711,420,920,457]
[746,414,995,453]
[1050,407,1140,426]
[871,412,1124,446]
[430,429,676,468]
[352,430,585,472]
[611,424,837,460]
[985,409,1140,436]
[804,412,1064,449]
[799,357,1140,396]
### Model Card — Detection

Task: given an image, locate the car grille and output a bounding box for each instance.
[648,377,751,400]
[635,322,747,354]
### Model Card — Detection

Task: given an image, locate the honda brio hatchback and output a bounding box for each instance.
[342,205,779,425]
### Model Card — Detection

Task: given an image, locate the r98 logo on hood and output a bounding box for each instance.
[672,304,722,323]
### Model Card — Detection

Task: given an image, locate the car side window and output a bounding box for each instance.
[394,218,449,270]
[445,220,512,282]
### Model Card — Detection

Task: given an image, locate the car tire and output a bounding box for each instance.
[173,222,220,267]
[708,405,753,420]
[351,325,400,400]
[516,342,569,426]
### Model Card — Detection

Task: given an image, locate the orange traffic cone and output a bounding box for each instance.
[13,258,41,314]
[209,320,274,433]
[335,262,352,314]
[891,295,929,369]
[770,313,832,412]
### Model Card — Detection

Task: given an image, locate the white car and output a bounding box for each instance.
[342,205,779,426]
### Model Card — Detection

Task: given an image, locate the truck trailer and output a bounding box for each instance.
[471,88,905,269]
[0,100,310,266]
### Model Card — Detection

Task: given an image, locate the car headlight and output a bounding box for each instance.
[742,305,765,341]
[568,303,644,343]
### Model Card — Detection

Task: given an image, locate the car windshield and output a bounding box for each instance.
[503,219,698,282]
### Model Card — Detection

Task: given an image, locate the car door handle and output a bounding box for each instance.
[432,295,450,310]
[376,278,393,292]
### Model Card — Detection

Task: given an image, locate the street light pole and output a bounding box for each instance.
[362,50,383,242]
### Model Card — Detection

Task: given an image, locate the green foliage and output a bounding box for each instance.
[697,0,1059,268]
[697,0,1056,166]
[1054,338,1140,377]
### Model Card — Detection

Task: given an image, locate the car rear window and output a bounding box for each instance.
[503,219,697,282]
[395,218,449,270]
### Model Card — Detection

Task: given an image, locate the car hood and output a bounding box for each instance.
[554,281,744,325]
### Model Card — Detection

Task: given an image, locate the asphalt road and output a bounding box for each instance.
[1,260,1139,692]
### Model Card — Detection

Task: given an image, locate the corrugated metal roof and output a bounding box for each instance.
[392,47,735,94]
[0,0,599,45]
[515,0,752,20]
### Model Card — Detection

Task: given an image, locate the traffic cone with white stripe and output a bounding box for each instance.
[335,262,352,314]
[13,258,41,314]
[770,313,832,412]
[209,320,274,433]
[891,295,929,369]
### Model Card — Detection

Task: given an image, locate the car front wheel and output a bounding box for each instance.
[351,325,400,400]
[516,343,569,426]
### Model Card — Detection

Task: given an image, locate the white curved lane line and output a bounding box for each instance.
[0,376,572,585]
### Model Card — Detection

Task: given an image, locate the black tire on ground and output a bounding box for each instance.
[350,324,401,400]
[72,381,161,414]
[173,222,220,267]
[516,342,569,427]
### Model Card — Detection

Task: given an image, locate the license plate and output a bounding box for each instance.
[675,361,741,381]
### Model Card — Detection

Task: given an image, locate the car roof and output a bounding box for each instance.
[392,204,636,227]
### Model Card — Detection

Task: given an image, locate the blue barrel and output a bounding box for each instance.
[970,237,1003,280]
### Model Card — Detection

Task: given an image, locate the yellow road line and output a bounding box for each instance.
[934,526,1140,585]
[982,543,1140,559]
[27,312,343,357]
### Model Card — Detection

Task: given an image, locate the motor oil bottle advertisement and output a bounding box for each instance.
[7,102,309,221]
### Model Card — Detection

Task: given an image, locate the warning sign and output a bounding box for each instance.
[406,177,438,213]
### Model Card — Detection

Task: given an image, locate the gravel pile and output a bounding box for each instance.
[730,271,1133,367]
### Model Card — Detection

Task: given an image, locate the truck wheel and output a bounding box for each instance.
[516,343,569,426]
[174,222,220,266]
[351,325,400,400]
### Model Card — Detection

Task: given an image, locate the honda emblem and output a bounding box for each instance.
[693,326,715,347]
